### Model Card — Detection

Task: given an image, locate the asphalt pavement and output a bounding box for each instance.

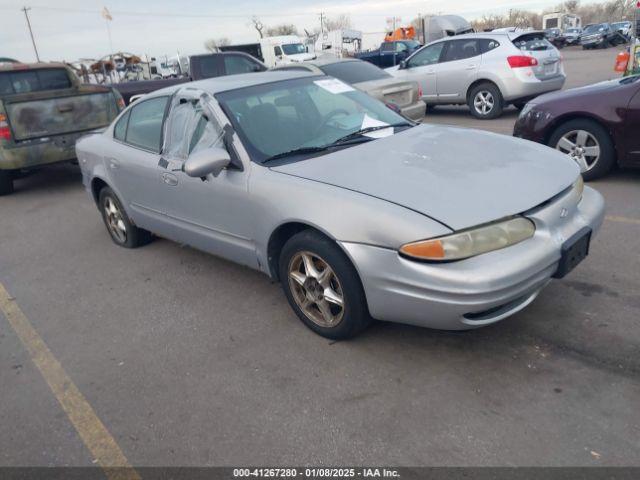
[1,45,639,468]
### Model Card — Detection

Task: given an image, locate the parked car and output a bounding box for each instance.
[77,71,604,339]
[514,75,640,180]
[387,31,565,119]
[580,23,627,49]
[114,52,267,105]
[563,27,583,45]
[272,58,425,121]
[544,28,567,49]
[612,21,633,39]
[0,62,123,195]
[220,35,316,68]
[355,40,422,68]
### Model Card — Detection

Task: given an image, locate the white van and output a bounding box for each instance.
[260,35,316,67]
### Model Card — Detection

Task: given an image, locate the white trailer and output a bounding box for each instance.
[314,30,362,59]
[542,13,581,31]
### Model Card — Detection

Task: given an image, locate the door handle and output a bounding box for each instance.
[162,172,178,186]
[465,64,476,70]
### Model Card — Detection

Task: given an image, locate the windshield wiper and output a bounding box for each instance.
[329,122,414,146]
[263,146,330,163]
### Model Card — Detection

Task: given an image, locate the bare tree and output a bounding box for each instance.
[251,16,264,39]
[203,37,230,52]
[265,24,299,36]
[324,14,352,31]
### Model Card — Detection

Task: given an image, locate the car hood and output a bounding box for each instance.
[270,124,579,231]
[534,78,624,104]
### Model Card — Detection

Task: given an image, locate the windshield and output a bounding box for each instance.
[583,24,604,34]
[566,28,581,33]
[612,22,630,28]
[281,43,306,55]
[216,76,410,163]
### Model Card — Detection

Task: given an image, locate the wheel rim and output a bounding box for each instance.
[555,129,600,172]
[103,197,127,243]
[473,91,495,115]
[288,251,345,328]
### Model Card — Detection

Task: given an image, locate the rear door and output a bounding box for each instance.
[107,95,170,230]
[435,39,481,102]
[511,33,562,80]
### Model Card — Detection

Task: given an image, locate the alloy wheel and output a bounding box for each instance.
[555,129,600,172]
[473,91,495,116]
[288,251,345,328]
[103,197,127,244]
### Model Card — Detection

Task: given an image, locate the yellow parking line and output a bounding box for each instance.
[0,283,140,480]
[606,215,640,226]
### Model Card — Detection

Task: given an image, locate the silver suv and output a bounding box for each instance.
[387,31,566,119]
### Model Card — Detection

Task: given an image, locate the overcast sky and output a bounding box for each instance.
[1,0,581,62]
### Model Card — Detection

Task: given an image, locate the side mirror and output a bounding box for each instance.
[399,59,408,69]
[184,147,231,178]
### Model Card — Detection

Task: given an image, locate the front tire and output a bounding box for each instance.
[468,82,504,119]
[0,170,14,196]
[279,230,371,339]
[548,119,615,180]
[98,187,153,248]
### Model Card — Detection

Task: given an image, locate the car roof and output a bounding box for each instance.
[147,70,317,98]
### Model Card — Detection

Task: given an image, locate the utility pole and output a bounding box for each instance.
[21,6,40,62]
[319,12,325,33]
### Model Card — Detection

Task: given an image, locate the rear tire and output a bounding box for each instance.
[468,82,504,119]
[548,118,616,181]
[0,170,14,196]
[279,230,371,339]
[98,187,153,248]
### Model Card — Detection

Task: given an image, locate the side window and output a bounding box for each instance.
[441,40,480,62]
[224,55,260,75]
[381,42,394,53]
[124,96,168,152]
[274,46,283,57]
[407,43,445,68]
[163,96,224,161]
[479,39,500,54]
[113,110,130,141]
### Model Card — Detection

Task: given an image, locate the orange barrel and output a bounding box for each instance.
[614,50,630,72]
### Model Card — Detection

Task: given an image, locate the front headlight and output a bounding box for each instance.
[400,217,536,262]
[573,175,584,200]
[519,103,535,118]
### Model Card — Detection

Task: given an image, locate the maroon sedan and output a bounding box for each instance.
[513,75,640,180]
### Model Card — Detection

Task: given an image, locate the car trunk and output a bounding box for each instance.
[512,32,562,81]
[354,78,416,108]
[3,88,118,142]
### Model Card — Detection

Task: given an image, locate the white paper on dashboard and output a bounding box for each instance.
[314,78,355,94]
[360,114,394,138]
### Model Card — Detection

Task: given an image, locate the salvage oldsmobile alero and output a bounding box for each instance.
[76,71,605,339]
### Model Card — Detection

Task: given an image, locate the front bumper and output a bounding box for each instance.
[0,131,87,170]
[581,36,605,46]
[341,185,605,330]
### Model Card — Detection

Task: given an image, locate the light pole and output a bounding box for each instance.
[21,6,40,62]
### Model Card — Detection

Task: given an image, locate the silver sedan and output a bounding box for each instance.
[76,71,604,339]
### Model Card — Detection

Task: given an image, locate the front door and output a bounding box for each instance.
[393,41,446,102]
[624,84,640,164]
[159,93,257,268]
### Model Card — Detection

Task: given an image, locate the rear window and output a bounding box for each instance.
[513,34,554,51]
[0,68,72,95]
[320,61,390,84]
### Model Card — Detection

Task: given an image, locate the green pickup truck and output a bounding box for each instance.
[0,62,124,195]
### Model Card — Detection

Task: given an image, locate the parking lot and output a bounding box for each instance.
[1,45,639,468]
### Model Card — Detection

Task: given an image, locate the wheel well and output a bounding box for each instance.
[90,178,108,204]
[267,222,328,281]
[544,114,614,146]
[466,79,500,103]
